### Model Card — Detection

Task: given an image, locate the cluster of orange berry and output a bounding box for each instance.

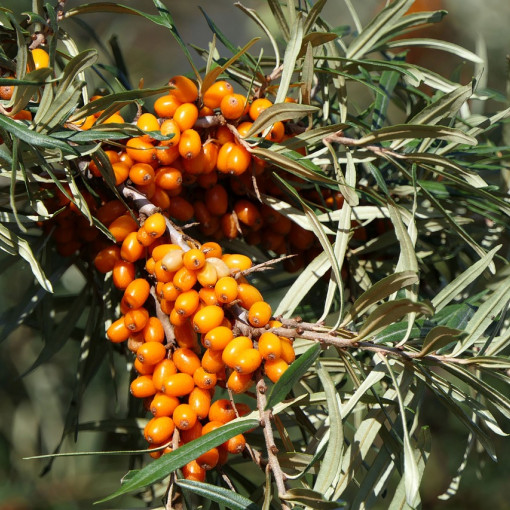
[93,211,295,480]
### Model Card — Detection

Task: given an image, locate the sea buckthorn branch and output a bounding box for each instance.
[256,375,290,509]
[149,287,176,348]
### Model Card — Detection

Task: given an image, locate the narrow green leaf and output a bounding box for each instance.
[274,14,303,104]
[417,326,462,357]
[0,115,78,156]
[244,103,318,139]
[304,0,329,33]
[432,245,500,312]
[201,37,260,95]
[355,299,433,341]
[0,224,52,292]
[57,49,98,95]
[372,70,400,130]
[265,343,321,410]
[176,480,260,510]
[267,0,290,40]
[96,418,258,503]
[313,363,344,498]
[341,271,419,327]
[281,488,344,508]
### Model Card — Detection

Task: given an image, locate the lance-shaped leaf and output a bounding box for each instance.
[176,480,260,510]
[243,103,318,139]
[266,343,321,409]
[341,271,419,327]
[96,417,259,503]
[416,326,462,357]
[313,362,343,498]
[281,488,344,509]
[354,299,434,341]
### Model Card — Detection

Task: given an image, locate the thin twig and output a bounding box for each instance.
[150,287,176,348]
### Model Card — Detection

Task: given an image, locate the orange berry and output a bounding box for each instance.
[167,196,195,222]
[110,162,130,185]
[123,278,150,309]
[214,276,238,304]
[126,137,156,164]
[196,261,218,288]
[202,80,234,109]
[178,128,202,160]
[0,77,15,101]
[265,121,285,142]
[31,48,49,69]
[257,332,282,361]
[108,214,138,243]
[248,301,272,327]
[264,358,289,383]
[150,393,180,418]
[136,112,160,139]
[180,421,203,443]
[172,347,201,375]
[290,222,315,250]
[124,307,149,332]
[170,307,187,327]
[159,118,181,147]
[173,266,197,292]
[234,199,263,230]
[173,102,199,131]
[142,317,165,343]
[94,245,121,273]
[173,403,197,430]
[233,348,262,374]
[129,163,155,186]
[201,348,225,373]
[169,75,199,103]
[196,447,220,470]
[161,248,184,272]
[152,243,181,261]
[152,359,177,392]
[237,283,264,309]
[144,416,175,444]
[134,357,155,375]
[127,333,144,354]
[203,326,234,350]
[174,289,199,317]
[102,112,124,124]
[225,433,246,454]
[120,232,145,262]
[130,375,157,398]
[154,260,175,283]
[192,305,224,334]
[188,387,211,420]
[249,97,273,121]
[106,317,131,343]
[215,125,235,144]
[156,142,180,166]
[208,399,237,424]
[280,338,296,364]
[96,200,127,226]
[193,367,217,390]
[182,248,206,270]
[216,142,251,175]
[136,226,155,247]
[199,287,219,306]
[236,121,253,138]
[155,166,182,190]
[161,281,180,301]
[220,93,247,120]
[137,341,166,365]
[201,242,223,259]
[222,253,253,272]
[204,184,228,216]
[182,460,206,482]
[136,181,156,199]
[154,93,182,118]
[161,372,195,397]
[202,420,224,436]
[174,321,198,349]
[222,336,253,368]
[144,213,167,238]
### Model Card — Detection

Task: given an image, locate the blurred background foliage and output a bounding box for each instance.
[1,1,510,509]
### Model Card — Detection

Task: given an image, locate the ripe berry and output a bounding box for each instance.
[94,245,121,274]
[199,287,219,306]
[173,102,199,131]
[174,289,200,317]
[216,142,251,175]
[144,213,167,238]
[264,358,289,383]
[155,166,182,190]
[124,307,149,332]
[248,301,272,327]
[173,266,197,292]
[196,447,220,470]
[144,416,175,444]
[280,337,296,364]
[214,276,238,304]
[196,261,218,288]
[180,421,203,443]
[142,317,165,343]
[249,97,273,121]
[208,399,237,423]
[134,357,155,376]
[237,283,264,309]
[152,359,178,392]
[192,305,224,334]
[31,48,50,69]
[201,241,223,259]
[161,373,195,397]
[220,93,248,120]
[174,322,198,350]
[203,326,233,350]
[120,232,145,262]
[168,75,199,103]
[172,347,201,375]
[129,163,155,186]
[202,80,234,109]
[150,393,180,419]
[130,375,157,398]
[136,112,160,138]
[224,433,246,454]
[182,460,206,482]
[137,341,166,365]
[233,348,262,374]
[107,317,131,343]
[201,348,225,373]
[222,336,253,368]
[193,367,217,390]
[205,184,228,216]
[126,137,156,164]
[257,332,282,360]
[234,200,263,230]
[173,403,197,430]
[154,93,182,118]
[108,214,138,243]
[123,278,150,309]
[178,128,201,160]
[159,118,181,147]
[188,386,211,420]
[167,196,195,222]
